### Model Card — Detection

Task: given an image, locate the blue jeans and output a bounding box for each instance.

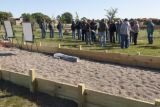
[77,29,81,40]
[118,33,121,44]
[148,33,153,44]
[99,32,106,47]
[59,30,63,38]
[86,32,92,45]
[121,34,130,49]
[42,29,46,39]
[72,30,76,40]
[50,29,54,38]
[91,31,97,42]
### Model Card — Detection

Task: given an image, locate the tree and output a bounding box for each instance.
[32,12,51,24]
[0,11,13,23]
[56,15,61,21]
[75,12,79,21]
[81,17,87,21]
[61,12,73,24]
[104,7,118,21]
[21,13,35,24]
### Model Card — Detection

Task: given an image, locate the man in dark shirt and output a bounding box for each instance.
[86,19,92,45]
[48,20,54,39]
[98,19,107,47]
[81,20,87,41]
[71,21,76,40]
[90,19,97,42]
[76,19,82,40]
[109,20,116,43]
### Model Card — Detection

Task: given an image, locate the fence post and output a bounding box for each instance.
[104,50,108,54]
[29,69,36,93]
[79,45,82,50]
[78,84,85,107]
[58,44,61,48]
[155,99,160,107]
[39,42,41,47]
[136,52,141,55]
[24,42,26,45]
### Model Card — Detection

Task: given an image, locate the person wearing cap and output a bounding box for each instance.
[147,20,154,44]
[120,18,131,49]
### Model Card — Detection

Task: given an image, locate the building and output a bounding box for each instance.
[14,18,23,25]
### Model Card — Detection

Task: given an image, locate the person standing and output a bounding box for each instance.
[81,20,87,41]
[71,21,76,40]
[133,21,140,45]
[98,19,107,47]
[76,19,82,40]
[105,20,109,41]
[116,20,122,44]
[48,20,55,39]
[41,19,47,39]
[109,20,116,43]
[147,20,154,44]
[57,21,63,38]
[86,19,92,45]
[90,19,97,42]
[130,19,135,43]
[120,18,131,49]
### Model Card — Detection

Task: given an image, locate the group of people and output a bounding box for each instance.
[71,18,155,49]
[39,18,155,49]
[39,19,63,39]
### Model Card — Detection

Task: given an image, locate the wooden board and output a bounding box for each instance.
[36,78,78,102]
[85,89,155,107]
[0,70,29,88]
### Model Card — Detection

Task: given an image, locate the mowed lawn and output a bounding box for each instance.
[0,27,160,56]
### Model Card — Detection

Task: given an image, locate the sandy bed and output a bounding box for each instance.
[0,47,160,103]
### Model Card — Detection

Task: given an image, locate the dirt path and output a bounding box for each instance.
[0,47,160,103]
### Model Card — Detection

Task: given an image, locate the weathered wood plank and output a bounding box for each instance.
[85,89,154,107]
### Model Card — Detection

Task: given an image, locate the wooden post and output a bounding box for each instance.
[39,42,41,47]
[78,84,85,107]
[29,69,36,93]
[136,52,141,55]
[79,45,82,50]
[155,99,160,107]
[24,42,26,45]
[104,50,108,54]
[58,44,61,48]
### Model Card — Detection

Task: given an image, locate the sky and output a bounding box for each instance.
[0,0,160,19]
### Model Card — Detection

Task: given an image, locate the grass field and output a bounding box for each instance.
[0,26,160,56]
[0,80,77,107]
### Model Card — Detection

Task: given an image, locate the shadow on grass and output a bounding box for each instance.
[0,80,77,107]
[138,46,160,49]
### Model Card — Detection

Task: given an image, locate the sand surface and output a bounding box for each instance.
[0,47,160,103]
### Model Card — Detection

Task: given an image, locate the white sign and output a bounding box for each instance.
[22,22,34,42]
[4,21,14,38]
